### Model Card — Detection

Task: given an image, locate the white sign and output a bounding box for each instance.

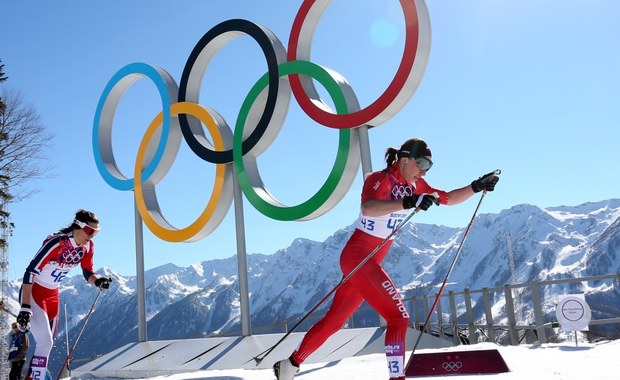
[555,294,591,332]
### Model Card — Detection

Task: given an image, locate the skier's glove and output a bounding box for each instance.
[95,277,112,290]
[402,193,438,211]
[17,304,32,332]
[471,171,499,193]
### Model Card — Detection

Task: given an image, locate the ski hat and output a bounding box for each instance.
[397,138,432,160]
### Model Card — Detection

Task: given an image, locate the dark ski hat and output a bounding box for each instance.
[397,138,432,160]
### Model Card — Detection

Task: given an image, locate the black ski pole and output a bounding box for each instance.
[253,205,424,366]
[56,289,103,380]
[406,171,499,366]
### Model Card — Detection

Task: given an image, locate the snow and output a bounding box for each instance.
[544,210,587,222]
[79,339,619,380]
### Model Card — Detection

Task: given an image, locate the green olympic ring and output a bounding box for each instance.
[234,60,360,221]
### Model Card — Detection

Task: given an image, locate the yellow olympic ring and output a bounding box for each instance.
[134,102,233,242]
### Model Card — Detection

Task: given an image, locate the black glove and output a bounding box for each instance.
[95,277,112,290]
[17,304,32,332]
[471,171,499,193]
[402,193,438,211]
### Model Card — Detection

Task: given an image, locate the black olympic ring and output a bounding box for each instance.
[178,19,289,164]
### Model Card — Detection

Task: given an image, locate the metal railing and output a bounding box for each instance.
[181,273,620,348]
[406,273,620,345]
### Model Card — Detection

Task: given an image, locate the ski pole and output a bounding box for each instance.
[253,205,424,366]
[1,305,17,318]
[56,289,103,380]
[406,170,499,365]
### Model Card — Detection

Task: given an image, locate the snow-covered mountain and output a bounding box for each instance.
[5,199,620,375]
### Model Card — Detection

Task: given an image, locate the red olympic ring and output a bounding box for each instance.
[288,0,431,129]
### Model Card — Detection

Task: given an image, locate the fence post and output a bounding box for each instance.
[449,290,460,345]
[423,295,430,331]
[464,288,476,343]
[412,296,420,330]
[482,288,496,342]
[435,293,444,339]
[530,281,547,343]
[504,284,519,345]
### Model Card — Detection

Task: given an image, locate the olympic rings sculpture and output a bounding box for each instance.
[93,0,431,243]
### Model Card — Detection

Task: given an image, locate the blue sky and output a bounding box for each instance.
[2,0,619,278]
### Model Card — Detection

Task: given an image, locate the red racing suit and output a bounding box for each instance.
[20,233,96,380]
[291,163,447,378]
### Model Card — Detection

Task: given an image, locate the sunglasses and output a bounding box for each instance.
[415,156,433,172]
[75,219,100,236]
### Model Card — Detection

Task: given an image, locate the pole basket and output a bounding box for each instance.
[405,349,509,377]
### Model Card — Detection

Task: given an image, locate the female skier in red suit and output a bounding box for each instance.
[274,138,499,380]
